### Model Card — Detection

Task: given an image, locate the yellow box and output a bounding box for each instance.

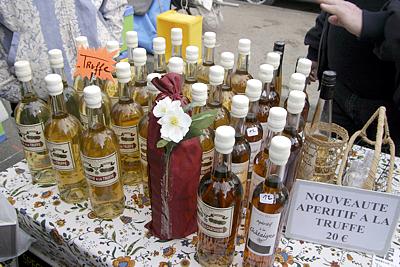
[157,10,203,61]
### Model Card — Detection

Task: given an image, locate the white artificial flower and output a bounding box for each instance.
[153,97,181,118]
[158,106,192,143]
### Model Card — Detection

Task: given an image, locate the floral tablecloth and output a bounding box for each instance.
[1,145,400,267]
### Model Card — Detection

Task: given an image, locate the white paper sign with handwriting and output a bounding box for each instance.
[286,180,400,256]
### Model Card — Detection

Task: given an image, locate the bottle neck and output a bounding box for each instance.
[203,47,215,65]
[311,98,332,138]
[185,61,197,82]
[261,129,281,152]
[207,84,223,106]
[231,116,246,136]
[222,68,232,89]
[154,53,167,73]
[51,67,68,85]
[135,65,147,84]
[20,80,37,99]
[212,150,232,180]
[247,100,259,119]
[286,112,301,131]
[87,106,105,130]
[261,81,272,100]
[172,44,182,58]
[271,69,278,88]
[118,82,133,103]
[265,160,286,183]
[50,93,67,117]
[236,53,249,73]
[127,47,136,64]
[191,104,205,115]
[148,92,158,110]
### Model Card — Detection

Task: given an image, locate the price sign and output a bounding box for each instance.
[74,47,116,81]
[286,180,400,256]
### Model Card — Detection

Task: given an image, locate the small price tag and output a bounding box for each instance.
[74,47,116,81]
[246,127,259,137]
[260,193,275,204]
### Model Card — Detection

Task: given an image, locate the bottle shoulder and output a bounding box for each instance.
[45,115,82,140]
[15,99,51,125]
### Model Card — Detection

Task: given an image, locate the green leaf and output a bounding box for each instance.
[126,239,140,255]
[191,110,218,130]
[130,246,145,256]
[2,179,7,188]
[186,127,204,139]
[33,213,39,221]
[38,183,56,188]
[157,139,169,148]
[111,231,116,242]
[112,247,116,258]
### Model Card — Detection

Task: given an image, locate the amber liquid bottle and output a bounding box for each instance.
[73,36,89,96]
[272,41,285,100]
[103,40,120,106]
[80,85,125,219]
[126,31,138,85]
[220,52,235,112]
[182,46,199,101]
[153,37,167,74]
[197,32,216,84]
[231,39,253,95]
[132,48,149,113]
[111,62,144,185]
[265,52,281,105]
[283,73,307,133]
[257,64,275,140]
[171,28,183,58]
[44,74,88,203]
[243,136,291,267]
[197,125,243,266]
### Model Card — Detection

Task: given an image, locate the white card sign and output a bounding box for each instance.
[286,180,400,256]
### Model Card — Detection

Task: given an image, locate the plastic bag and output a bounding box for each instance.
[0,194,34,262]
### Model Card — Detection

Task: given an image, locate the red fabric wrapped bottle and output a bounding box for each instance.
[146,73,202,239]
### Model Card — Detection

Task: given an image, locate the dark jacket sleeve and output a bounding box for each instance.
[304,11,328,62]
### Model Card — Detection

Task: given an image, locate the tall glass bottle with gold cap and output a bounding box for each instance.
[257,63,274,141]
[111,62,144,185]
[171,28,182,58]
[220,52,235,112]
[197,32,216,84]
[182,45,199,101]
[283,73,307,132]
[272,41,285,99]
[231,39,253,95]
[48,49,80,120]
[103,40,120,106]
[265,51,281,105]
[197,125,243,266]
[44,74,88,203]
[14,61,56,185]
[80,85,125,219]
[153,37,167,74]
[126,31,138,84]
[132,48,149,113]
[73,36,89,96]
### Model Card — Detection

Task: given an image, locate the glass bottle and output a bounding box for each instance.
[182,45,199,101]
[283,73,307,133]
[257,64,275,140]
[48,49,80,121]
[80,85,125,219]
[132,48,149,113]
[197,125,243,266]
[153,37,167,74]
[249,107,287,206]
[243,135,291,267]
[197,32,216,84]
[73,36,89,96]
[111,62,144,185]
[272,41,285,99]
[14,61,56,185]
[295,57,312,130]
[103,40,120,106]
[220,52,235,112]
[44,74,88,203]
[191,82,215,178]
[138,73,162,197]
[171,28,182,58]
[231,39,253,95]
[206,65,230,129]
[126,31,138,84]
[265,52,281,105]
[282,90,305,193]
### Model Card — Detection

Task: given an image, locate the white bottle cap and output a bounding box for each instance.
[269,136,292,166]
[289,73,306,91]
[267,107,287,132]
[168,57,184,74]
[296,58,312,77]
[266,52,281,70]
[116,62,131,84]
[186,46,199,63]
[106,40,119,53]
[191,83,208,106]
[203,32,216,48]
[215,125,236,154]
[153,37,166,54]
[133,48,147,66]
[45,74,63,96]
[14,60,32,82]
[126,31,138,48]
[231,95,249,119]
[287,90,306,115]
[238,39,251,55]
[75,36,88,49]
[245,79,262,102]
[147,73,162,94]
[209,65,224,85]
[48,49,64,69]
[258,64,274,83]
[171,28,183,46]
[220,52,234,69]
[83,85,102,109]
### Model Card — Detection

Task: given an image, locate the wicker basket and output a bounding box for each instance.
[296,122,349,183]
[337,107,395,192]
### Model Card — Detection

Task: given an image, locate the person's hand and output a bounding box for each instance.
[318,0,362,37]
[309,60,318,83]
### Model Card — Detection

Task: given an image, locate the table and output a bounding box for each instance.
[1,145,400,267]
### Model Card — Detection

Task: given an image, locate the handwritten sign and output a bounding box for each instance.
[286,180,400,256]
[74,47,116,81]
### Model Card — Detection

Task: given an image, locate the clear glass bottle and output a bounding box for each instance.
[231,39,253,95]
[171,28,182,58]
[257,64,275,140]
[206,65,230,129]
[295,57,312,131]
[126,31,138,85]
[197,125,243,266]
[182,45,199,101]
[132,48,149,113]
[265,52,281,105]
[220,52,235,112]
[80,85,125,219]
[48,49,81,121]
[103,40,120,106]
[282,90,305,193]
[283,73,307,133]
[197,32,216,84]
[153,37,167,74]
[111,62,144,186]
[44,74,88,203]
[243,136,291,267]
[272,41,285,99]
[14,61,56,185]
[73,36,89,96]
[191,83,215,178]
[249,107,287,206]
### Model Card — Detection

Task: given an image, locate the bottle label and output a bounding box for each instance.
[112,124,139,153]
[247,206,281,256]
[231,161,249,189]
[81,152,120,187]
[16,122,46,152]
[249,171,264,203]
[138,135,147,167]
[80,112,88,128]
[197,197,234,239]
[249,140,262,169]
[201,148,214,176]
[46,141,75,171]
[261,122,268,140]
[246,127,259,137]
